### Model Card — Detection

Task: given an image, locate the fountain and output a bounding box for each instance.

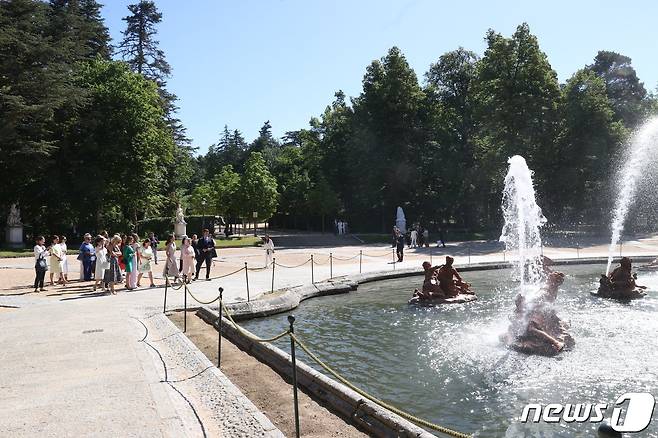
[499,155,547,290]
[606,117,658,274]
[395,206,406,233]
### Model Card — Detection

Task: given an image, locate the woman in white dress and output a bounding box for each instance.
[59,235,70,281]
[180,236,196,282]
[137,239,156,288]
[93,236,108,291]
[49,235,66,286]
[262,235,275,268]
[163,234,179,282]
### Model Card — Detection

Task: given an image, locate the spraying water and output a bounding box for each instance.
[606,117,658,274]
[499,155,547,290]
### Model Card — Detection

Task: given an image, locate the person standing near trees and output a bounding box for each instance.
[122,235,136,290]
[60,235,70,282]
[49,235,66,286]
[410,227,418,248]
[104,235,123,295]
[164,234,180,282]
[33,236,48,292]
[93,236,108,292]
[195,229,215,281]
[180,236,196,282]
[129,233,140,288]
[396,232,405,262]
[79,233,95,281]
[137,239,156,288]
[262,235,275,267]
[148,232,159,265]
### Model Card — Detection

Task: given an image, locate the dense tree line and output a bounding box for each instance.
[1,1,656,238]
[194,24,657,233]
[0,0,194,236]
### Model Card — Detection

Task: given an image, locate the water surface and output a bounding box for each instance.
[242,265,658,437]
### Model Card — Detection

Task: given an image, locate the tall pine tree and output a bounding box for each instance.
[118,0,195,216]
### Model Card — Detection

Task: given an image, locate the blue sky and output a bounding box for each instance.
[100,0,658,154]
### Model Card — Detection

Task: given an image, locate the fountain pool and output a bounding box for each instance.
[242,264,658,437]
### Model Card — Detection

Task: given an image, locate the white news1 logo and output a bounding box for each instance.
[520,393,656,433]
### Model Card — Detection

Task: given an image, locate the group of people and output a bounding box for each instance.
[334,220,349,235]
[158,229,217,284]
[412,256,475,300]
[32,229,219,295]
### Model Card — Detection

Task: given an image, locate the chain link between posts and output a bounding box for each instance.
[215,299,471,438]
[274,259,312,269]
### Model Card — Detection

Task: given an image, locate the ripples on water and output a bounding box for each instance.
[242,265,658,437]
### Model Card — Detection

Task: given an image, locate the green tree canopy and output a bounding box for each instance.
[239,152,279,222]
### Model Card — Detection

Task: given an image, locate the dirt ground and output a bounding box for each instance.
[168,311,367,438]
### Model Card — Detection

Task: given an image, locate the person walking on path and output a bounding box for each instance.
[262,235,275,268]
[122,235,136,290]
[137,239,156,288]
[410,228,418,248]
[148,232,159,265]
[93,236,108,292]
[33,236,48,292]
[195,229,215,281]
[79,233,95,281]
[164,234,180,282]
[49,235,66,286]
[180,236,196,282]
[104,235,122,295]
[423,228,430,248]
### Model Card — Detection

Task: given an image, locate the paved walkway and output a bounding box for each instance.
[1,234,658,436]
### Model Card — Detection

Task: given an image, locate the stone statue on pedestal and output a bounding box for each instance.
[6,203,24,248]
[174,205,187,238]
[7,203,22,226]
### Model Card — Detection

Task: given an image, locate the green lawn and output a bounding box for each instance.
[155,236,260,250]
[354,231,494,244]
[0,236,261,258]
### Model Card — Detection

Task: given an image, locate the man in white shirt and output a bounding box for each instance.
[410,228,418,248]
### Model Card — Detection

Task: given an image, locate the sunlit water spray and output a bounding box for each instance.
[499,155,547,294]
[606,117,658,274]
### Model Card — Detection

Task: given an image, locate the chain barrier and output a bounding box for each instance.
[211,266,247,280]
[289,333,471,438]
[164,275,186,290]
[214,297,471,438]
[362,250,394,258]
[331,254,360,261]
[311,256,330,265]
[274,259,312,269]
[185,284,221,305]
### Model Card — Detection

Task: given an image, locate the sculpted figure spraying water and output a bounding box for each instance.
[596,257,647,300]
[502,271,575,356]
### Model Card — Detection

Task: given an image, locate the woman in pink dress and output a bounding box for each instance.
[180,236,196,283]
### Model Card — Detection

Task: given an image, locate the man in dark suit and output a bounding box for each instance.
[195,229,216,281]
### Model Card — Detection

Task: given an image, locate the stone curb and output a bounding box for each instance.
[148,312,285,437]
[197,306,438,438]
